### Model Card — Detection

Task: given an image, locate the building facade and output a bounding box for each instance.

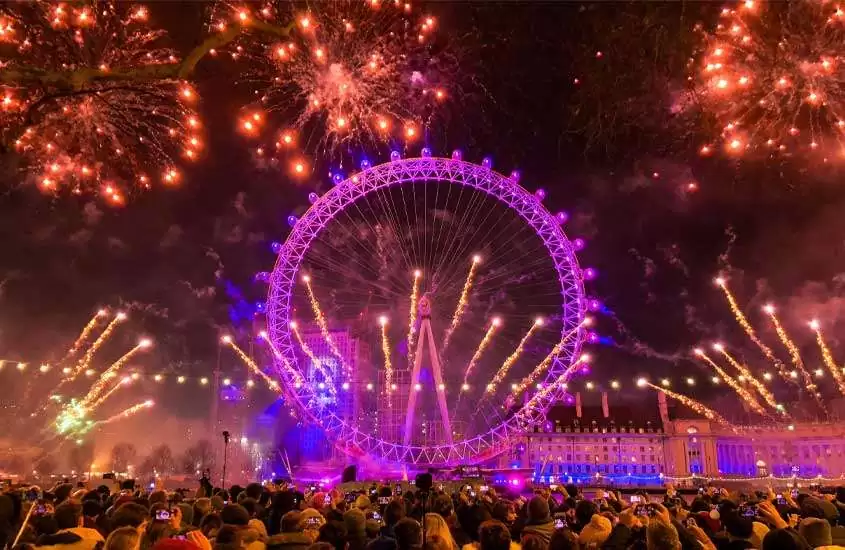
[504,391,845,484]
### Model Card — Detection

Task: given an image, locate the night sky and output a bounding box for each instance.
[1,1,845,423]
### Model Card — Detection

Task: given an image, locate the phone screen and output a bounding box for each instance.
[155,509,171,521]
[630,495,641,504]
[378,497,390,505]
[685,517,697,529]
[554,518,565,529]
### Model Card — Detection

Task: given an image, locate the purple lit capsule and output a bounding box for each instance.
[254,272,270,282]
[390,150,401,161]
[254,301,266,313]
[421,147,432,158]
[482,157,492,169]
[287,215,298,227]
[588,298,602,311]
[308,192,319,204]
[556,211,569,224]
[583,267,597,280]
[510,170,521,183]
[573,238,586,251]
[451,150,462,160]
[360,159,371,170]
[535,188,546,201]
[580,365,591,374]
[270,242,283,254]
[586,331,600,344]
[332,173,343,184]
[565,395,574,404]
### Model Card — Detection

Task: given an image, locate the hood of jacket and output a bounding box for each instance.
[36,528,104,550]
[522,520,556,543]
[266,532,313,550]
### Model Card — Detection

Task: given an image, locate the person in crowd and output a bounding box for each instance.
[392,518,421,550]
[317,521,347,550]
[431,496,469,549]
[35,500,105,550]
[266,511,313,550]
[111,504,149,534]
[520,498,555,546]
[105,527,142,550]
[547,529,577,550]
[193,500,212,529]
[200,515,223,540]
[646,520,682,550]
[219,504,265,550]
[423,514,457,550]
[477,520,513,550]
[343,509,367,550]
[422,535,452,550]
[762,529,813,550]
[798,517,845,550]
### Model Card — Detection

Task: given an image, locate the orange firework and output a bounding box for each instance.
[443,256,481,353]
[712,343,784,413]
[302,275,349,374]
[407,270,422,359]
[639,380,732,427]
[715,278,793,383]
[461,317,501,387]
[82,339,152,407]
[693,348,768,416]
[763,304,825,411]
[810,320,845,397]
[379,316,393,391]
[221,336,281,393]
[58,310,108,365]
[487,318,544,395]
[92,399,154,427]
[697,0,845,159]
[289,322,334,392]
[0,3,204,200]
[257,330,304,388]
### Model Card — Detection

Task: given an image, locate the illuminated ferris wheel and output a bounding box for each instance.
[263,149,593,466]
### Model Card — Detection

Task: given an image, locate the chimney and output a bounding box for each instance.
[658,391,670,426]
[575,392,582,418]
[601,391,609,418]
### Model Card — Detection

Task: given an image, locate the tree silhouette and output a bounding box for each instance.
[110,442,138,473]
[181,440,216,475]
[147,444,175,476]
[68,441,96,475]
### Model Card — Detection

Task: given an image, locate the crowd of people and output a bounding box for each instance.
[2,478,845,550]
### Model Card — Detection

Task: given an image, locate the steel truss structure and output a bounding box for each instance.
[266,153,587,466]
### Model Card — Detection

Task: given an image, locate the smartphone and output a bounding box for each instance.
[369,488,377,496]
[324,494,332,505]
[309,485,317,492]
[345,493,358,503]
[685,517,697,529]
[480,486,489,493]
[698,487,705,494]
[635,504,649,517]
[791,489,799,498]
[378,496,390,505]
[26,489,39,502]
[371,512,382,522]
[33,504,48,516]
[305,517,322,527]
[171,536,187,541]
[739,504,757,518]
[554,518,566,529]
[549,484,558,491]
[155,509,172,521]
[776,493,786,505]
[469,491,477,498]
[394,485,402,495]
[630,495,641,504]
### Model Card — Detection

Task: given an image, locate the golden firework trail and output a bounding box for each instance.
[461,318,501,387]
[92,400,154,427]
[257,331,304,388]
[56,312,126,392]
[487,318,543,395]
[694,349,768,416]
[810,320,845,397]
[87,377,131,412]
[379,317,393,390]
[508,320,590,400]
[442,256,481,352]
[407,270,422,359]
[82,340,151,407]
[290,323,335,393]
[223,337,280,392]
[58,310,108,365]
[764,305,825,410]
[302,276,349,373]
[713,344,783,413]
[642,382,732,427]
[715,279,792,383]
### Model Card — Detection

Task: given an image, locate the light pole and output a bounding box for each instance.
[221,431,231,490]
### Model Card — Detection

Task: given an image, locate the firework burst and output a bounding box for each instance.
[486,318,543,395]
[810,320,845,396]
[713,342,784,413]
[639,379,733,427]
[442,255,481,353]
[0,1,204,200]
[461,317,500,388]
[697,0,845,159]
[216,0,449,158]
[693,348,768,416]
[222,336,281,392]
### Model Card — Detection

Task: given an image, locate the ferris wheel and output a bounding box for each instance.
[263,149,593,466]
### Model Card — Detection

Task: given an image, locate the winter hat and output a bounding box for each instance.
[577,514,613,547]
[220,504,250,527]
[248,518,268,539]
[311,492,328,511]
[527,496,551,524]
[799,517,833,548]
[354,495,371,511]
[750,521,770,549]
[299,508,326,530]
[344,509,367,538]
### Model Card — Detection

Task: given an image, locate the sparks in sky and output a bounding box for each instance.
[0,2,203,201]
[407,270,422,359]
[712,343,783,413]
[221,336,281,392]
[697,0,845,160]
[81,339,152,407]
[57,309,108,366]
[379,315,393,391]
[693,348,768,416]
[442,255,481,353]
[302,275,349,374]
[810,320,845,397]
[639,379,733,427]
[487,318,543,395]
[218,0,450,156]
[763,304,824,411]
[461,317,501,388]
